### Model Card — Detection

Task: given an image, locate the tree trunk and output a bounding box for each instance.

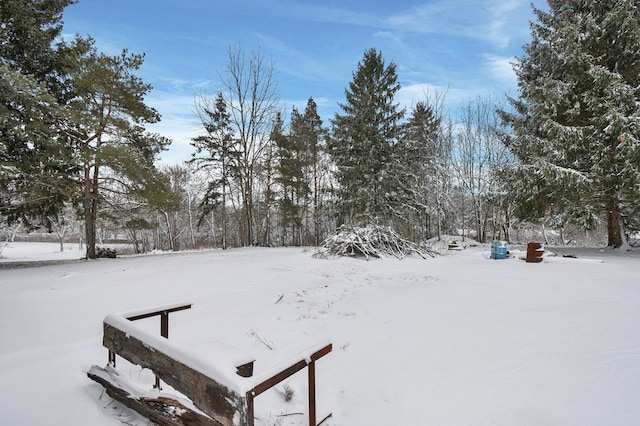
[541,223,550,245]
[84,165,98,259]
[85,198,97,259]
[314,166,320,246]
[607,208,625,248]
[186,189,196,249]
[222,193,227,250]
[473,197,483,243]
[241,177,254,246]
[163,211,175,251]
[9,220,22,242]
[503,210,511,243]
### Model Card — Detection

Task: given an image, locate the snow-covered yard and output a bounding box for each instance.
[0,242,639,425]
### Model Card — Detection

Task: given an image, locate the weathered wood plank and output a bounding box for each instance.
[103,322,247,426]
[88,365,222,426]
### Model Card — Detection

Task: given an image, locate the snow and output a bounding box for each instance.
[1,242,639,425]
[0,241,84,262]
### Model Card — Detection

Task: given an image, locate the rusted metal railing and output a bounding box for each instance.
[107,302,192,389]
[100,303,332,426]
[246,343,332,426]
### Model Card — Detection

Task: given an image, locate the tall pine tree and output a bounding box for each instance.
[192,91,237,249]
[0,0,87,228]
[500,0,640,248]
[300,98,327,245]
[64,44,170,258]
[329,48,404,226]
[395,101,442,239]
[0,0,80,100]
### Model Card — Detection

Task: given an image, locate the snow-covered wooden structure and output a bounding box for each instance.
[88,303,332,426]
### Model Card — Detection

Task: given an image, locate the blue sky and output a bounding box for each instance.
[62,0,548,164]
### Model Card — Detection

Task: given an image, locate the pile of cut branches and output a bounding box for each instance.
[314,224,437,260]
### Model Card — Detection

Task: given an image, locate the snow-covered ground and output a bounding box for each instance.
[0,241,85,262]
[0,242,639,425]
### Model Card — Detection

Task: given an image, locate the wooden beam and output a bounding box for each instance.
[88,365,222,426]
[103,322,247,426]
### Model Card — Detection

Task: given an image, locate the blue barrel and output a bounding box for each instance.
[491,241,508,259]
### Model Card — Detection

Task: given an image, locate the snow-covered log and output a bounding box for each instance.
[314,224,437,260]
[101,318,247,426]
[88,365,221,426]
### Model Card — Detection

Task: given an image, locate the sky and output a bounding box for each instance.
[61,0,549,164]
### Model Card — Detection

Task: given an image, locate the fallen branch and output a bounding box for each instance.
[276,412,304,417]
[248,329,275,350]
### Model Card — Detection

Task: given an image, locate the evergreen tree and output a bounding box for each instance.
[395,101,442,239]
[500,0,640,248]
[0,0,80,100]
[0,0,88,228]
[272,110,307,245]
[0,64,76,228]
[300,97,327,245]
[192,91,237,249]
[329,48,404,226]
[259,127,277,246]
[63,44,169,258]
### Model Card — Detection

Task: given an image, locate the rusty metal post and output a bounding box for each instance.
[160,311,169,338]
[108,350,116,367]
[155,311,170,389]
[119,304,192,391]
[308,360,316,426]
[246,392,255,426]
[243,343,332,426]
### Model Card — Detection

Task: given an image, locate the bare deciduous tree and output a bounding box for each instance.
[221,44,281,246]
[451,95,513,242]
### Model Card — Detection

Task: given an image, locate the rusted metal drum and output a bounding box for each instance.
[526,242,544,263]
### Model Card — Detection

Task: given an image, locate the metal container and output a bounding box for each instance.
[526,242,544,263]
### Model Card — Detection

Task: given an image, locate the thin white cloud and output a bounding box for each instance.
[398,83,482,115]
[145,90,203,165]
[386,1,482,36]
[280,0,543,50]
[150,120,200,165]
[281,2,385,28]
[483,54,517,84]
[372,30,405,46]
[283,0,484,43]
[147,91,197,120]
[484,0,522,48]
[385,0,537,49]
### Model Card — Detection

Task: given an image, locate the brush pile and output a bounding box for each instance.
[314,224,437,260]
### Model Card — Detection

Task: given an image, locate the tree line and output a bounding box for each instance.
[2,0,638,255]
